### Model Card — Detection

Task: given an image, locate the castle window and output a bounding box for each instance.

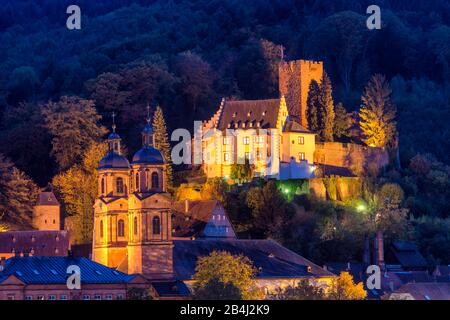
[151,172,159,189]
[298,136,304,145]
[223,137,230,145]
[116,177,124,193]
[133,217,138,236]
[100,220,104,238]
[299,152,305,161]
[101,177,105,194]
[224,152,230,162]
[152,216,161,235]
[118,219,125,237]
[243,137,250,145]
[135,173,139,191]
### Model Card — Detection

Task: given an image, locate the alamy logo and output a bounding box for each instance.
[66,265,81,289]
[366,5,381,30]
[366,265,381,290]
[66,5,81,30]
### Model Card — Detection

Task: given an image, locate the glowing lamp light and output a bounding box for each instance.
[356,204,367,212]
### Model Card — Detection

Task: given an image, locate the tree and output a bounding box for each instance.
[319,72,335,141]
[328,272,367,300]
[306,80,321,132]
[194,278,242,300]
[42,96,107,171]
[246,181,290,238]
[152,105,173,189]
[52,142,107,244]
[333,102,349,139]
[193,251,262,300]
[279,279,326,300]
[0,154,38,228]
[200,178,227,202]
[230,159,253,184]
[359,74,397,148]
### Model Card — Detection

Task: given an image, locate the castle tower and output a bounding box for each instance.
[127,110,173,279]
[33,191,61,231]
[279,60,324,128]
[92,115,131,268]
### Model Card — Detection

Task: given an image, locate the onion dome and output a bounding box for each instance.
[98,112,131,170]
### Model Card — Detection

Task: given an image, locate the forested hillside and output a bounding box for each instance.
[0,0,449,184]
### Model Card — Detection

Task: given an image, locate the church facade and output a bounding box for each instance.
[92,118,174,279]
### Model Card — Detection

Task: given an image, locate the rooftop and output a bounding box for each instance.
[173,239,334,280]
[0,256,136,285]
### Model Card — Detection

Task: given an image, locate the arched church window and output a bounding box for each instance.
[145,170,150,190]
[116,177,124,193]
[101,177,105,194]
[135,173,139,191]
[152,216,160,235]
[151,172,159,189]
[100,220,104,238]
[133,217,138,236]
[118,219,125,237]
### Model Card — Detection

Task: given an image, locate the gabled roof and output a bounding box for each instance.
[217,99,281,130]
[0,256,137,285]
[36,192,60,206]
[283,119,312,134]
[173,239,334,280]
[390,241,428,269]
[171,200,233,238]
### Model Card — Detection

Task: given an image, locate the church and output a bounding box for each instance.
[92,115,335,296]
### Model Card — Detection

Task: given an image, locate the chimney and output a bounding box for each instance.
[184,199,190,213]
[374,231,385,271]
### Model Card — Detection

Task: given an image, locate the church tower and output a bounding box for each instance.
[92,115,131,269]
[127,108,174,279]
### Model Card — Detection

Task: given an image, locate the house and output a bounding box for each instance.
[173,239,335,297]
[0,256,148,300]
[387,283,450,300]
[32,191,61,231]
[0,230,70,259]
[172,200,236,239]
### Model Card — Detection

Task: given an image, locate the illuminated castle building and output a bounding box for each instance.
[200,59,322,180]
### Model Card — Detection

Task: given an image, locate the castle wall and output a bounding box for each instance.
[33,205,60,231]
[314,142,389,176]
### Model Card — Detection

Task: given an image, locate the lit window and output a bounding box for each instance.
[298,136,305,145]
[224,153,230,162]
[254,136,264,143]
[245,152,251,161]
[243,137,250,145]
[299,152,305,161]
[223,137,230,145]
